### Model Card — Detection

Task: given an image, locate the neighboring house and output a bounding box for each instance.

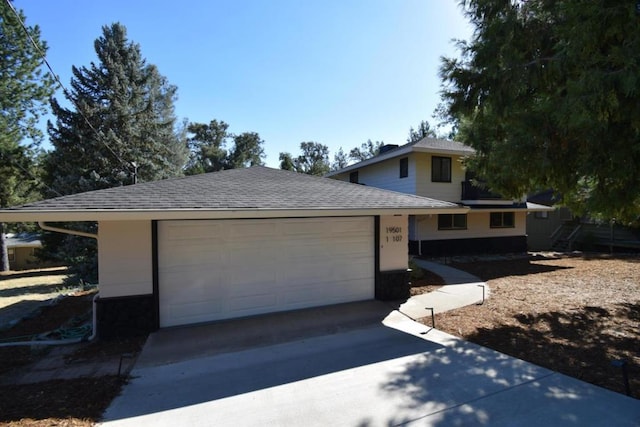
[526,190,574,251]
[527,190,640,252]
[5,232,42,271]
[0,166,466,338]
[327,137,551,257]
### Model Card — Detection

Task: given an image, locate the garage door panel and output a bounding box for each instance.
[228,293,278,313]
[283,220,327,236]
[158,217,374,327]
[164,223,225,242]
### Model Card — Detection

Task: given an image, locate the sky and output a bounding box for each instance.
[14,0,473,168]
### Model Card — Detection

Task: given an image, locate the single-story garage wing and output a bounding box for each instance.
[0,166,467,337]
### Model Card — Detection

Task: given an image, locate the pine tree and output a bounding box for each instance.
[440,1,640,223]
[45,22,188,281]
[46,22,187,196]
[0,2,54,271]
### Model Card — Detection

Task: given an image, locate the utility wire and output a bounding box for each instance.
[3,0,137,179]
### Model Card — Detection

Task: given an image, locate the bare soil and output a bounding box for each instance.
[1,255,637,425]
[430,253,640,398]
[0,269,146,427]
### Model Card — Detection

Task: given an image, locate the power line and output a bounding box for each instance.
[3,0,137,179]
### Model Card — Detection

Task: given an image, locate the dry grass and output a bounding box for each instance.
[430,253,640,397]
[0,267,69,311]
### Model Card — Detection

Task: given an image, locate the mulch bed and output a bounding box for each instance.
[0,377,125,426]
[0,288,146,426]
[430,253,639,398]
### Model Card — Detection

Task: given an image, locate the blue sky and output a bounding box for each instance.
[14,0,472,167]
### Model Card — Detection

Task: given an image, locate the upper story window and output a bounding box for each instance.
[432,156,451,182]
[349,171,359,183]
[490,212,515,228]
[399,157,408,178]
[438,214,467,230]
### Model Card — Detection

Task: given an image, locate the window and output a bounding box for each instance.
[432,156,451,182]
[349,171,359,183]
[438,214,467,230]
[490,212,515,228]
[399,157,408,178]
[8,248,15,262]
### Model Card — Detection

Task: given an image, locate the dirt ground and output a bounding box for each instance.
[0,254,637,425]
[0,269,145,427]
[431,253,640,398]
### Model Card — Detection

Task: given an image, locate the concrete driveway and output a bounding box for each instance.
[101,302,640,426]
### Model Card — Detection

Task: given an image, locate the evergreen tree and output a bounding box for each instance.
[440,0,640,223]
[0,1,54,271]
[331,147,349,171]
[185,120,230,175]
[279,142,330,176]
[349,139,383,162]
[45,22,187,281]
[184,119,265,175]
[407,120,437,143]
[46,22,187,196]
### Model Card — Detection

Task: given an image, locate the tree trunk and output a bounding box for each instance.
[0,223,9,272]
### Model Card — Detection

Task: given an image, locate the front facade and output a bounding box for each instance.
[328,138,549,256]
[6,233,42,271]
[0,166,465,337]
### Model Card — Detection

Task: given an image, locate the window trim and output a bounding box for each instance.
[399,157,408,178]
[438,214,467,230]
[431,156,452,183]
[490,212,515,228]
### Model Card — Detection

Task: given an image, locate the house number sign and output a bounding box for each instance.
[379,215,407,271]
[385,226,403,242]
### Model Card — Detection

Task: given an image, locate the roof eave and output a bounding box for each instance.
[325,145,474,177]
[0,206,470,222]
[325,146,413,176]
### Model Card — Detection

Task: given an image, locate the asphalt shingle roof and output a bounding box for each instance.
[411,137,475,154]
[0,167,461,220]
[325,137,475,177]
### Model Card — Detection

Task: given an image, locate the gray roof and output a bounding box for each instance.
[6,233,42,248]
[411,137,475,154]
[0,166,465,221]
[326,136,475,177]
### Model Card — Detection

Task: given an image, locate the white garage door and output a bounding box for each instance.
[158,217,374,327]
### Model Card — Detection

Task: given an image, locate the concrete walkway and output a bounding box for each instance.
[399,259,488,320]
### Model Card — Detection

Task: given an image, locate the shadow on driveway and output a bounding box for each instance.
[102,303,640,427]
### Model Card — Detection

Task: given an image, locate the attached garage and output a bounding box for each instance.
[0,166,466,338]
[158,217,374,327]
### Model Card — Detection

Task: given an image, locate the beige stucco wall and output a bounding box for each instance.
[331,152,466,203]
[414,152,466,203]
[98,220,153,298]
[379,215,408,271]
[9,247,39,271]
[413,211,527,241]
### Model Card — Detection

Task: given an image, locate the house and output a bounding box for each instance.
[527,190,640,252]
[5,232,42,270]
[326,137,552,257]
[0,166,467,338]
[526,190,574,251]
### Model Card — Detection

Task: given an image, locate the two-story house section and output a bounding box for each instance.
[327,137,551,257]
